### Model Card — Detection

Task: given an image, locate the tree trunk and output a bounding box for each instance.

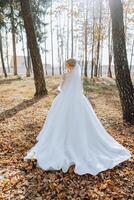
[44,37,48,75]
[84,0,88,77]
[20,26,30,77]
[108,54,112,78]
[108,22,113,78]
[44,16,48,76]
[91,0,95,79]
[71,0,74,58]
[109,0,134,124]
[124,7,128,37]
[20,0,47,96]
[98,38,103,77]
[95,0,102,77]
[0,31,7,78]
[66,0,69,59]
[56,15,62,75]
[130,38,134,72]
[58,12,64,74]
[94,62,98,77]
[50,0,54,76]
[5,25,10,73]
[10,0,17,75]
[27,44,32,76]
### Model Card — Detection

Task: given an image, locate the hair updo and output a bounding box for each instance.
[65,58,76,69]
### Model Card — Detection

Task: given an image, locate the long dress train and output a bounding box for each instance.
[24,63,131,175]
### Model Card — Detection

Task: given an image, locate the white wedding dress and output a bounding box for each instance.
[24,63,131,175]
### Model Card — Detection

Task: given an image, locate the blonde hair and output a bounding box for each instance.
[65,58,76,69]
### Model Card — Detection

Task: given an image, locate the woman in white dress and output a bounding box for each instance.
[24,58,131,176]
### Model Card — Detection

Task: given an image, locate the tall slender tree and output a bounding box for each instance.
[66,0,70,59]
[44,15,48,76]
[10,0,17,75]
[56,13,62,75]
[71,0,74,58]
[108,21,113,78]
[20,25,29,76]
[50,0,54,76]
[0,31,7,78]
[130,38,134,72]
[94,0,102,77]
[91,0,95,78]
[20,0,47,96]
[5,25,10,73]
[109,0,134,124]
[84,0,88,77]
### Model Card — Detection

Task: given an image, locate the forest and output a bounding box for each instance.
[0,0,134,199]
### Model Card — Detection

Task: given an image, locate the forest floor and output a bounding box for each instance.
[0,76,133,200]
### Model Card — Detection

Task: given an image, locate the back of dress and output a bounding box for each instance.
[61,63,83,96]
[24,62,131,176]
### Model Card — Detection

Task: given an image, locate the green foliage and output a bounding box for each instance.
[0,0,50,42]
[31,0,50,45]
[83,77,117,95]
[0,0,20,31]
[16,75,22,80]
[0,1,7,27]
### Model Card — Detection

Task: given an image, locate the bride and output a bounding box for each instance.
[24,58,131,175]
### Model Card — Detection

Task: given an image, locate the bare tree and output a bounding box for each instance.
[20,25,30,77]
[10,0,17,75]
[91,0,95,78]
[0,31,7,78]
[94,0,102,77]
[50,0,54,76]
[84,0,88,77]
[5,25,10,73]
[108,21,113,78]
[44,15,48,76]
[56,12,62,75]
[71,0,74,58]
[109,0,134,124]
[66,0,70,59]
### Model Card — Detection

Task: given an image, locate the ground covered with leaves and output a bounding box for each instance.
[0,76,133,200]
